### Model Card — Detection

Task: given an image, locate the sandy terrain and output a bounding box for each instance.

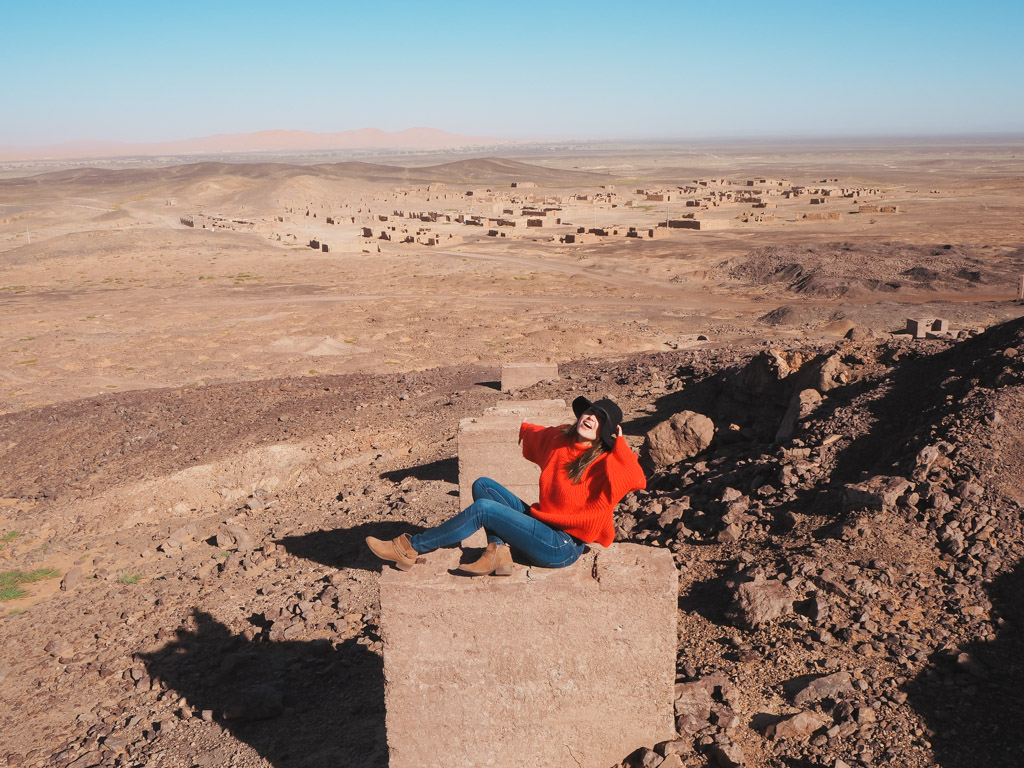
[1,140,1023,768]
[1,144,1022,415]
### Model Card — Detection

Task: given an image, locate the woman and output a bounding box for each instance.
[365,395,646,575]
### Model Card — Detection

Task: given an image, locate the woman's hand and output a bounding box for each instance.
[616,425,623,438]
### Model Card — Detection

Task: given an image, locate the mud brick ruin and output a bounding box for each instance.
[174,173,900,251]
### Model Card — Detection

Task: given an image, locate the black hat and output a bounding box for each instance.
[572,396,623,450]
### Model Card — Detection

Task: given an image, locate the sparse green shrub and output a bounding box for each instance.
[0,568,60,600]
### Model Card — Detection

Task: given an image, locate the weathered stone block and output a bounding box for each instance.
[457,400,572,505]
[906,318,933,339]
[379,544,678,768]
[501,362,558,393]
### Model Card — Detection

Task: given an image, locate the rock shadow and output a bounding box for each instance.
[380,456,458,485]
[905,558,1024,767]
[677,571,733,625]
[140,610,387,768]
[278,522,425,573]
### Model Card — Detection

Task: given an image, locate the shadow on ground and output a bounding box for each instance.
[905,558,1024,768]
[140,610,387,768]
[380,456,458,485]
[278,522,425,572]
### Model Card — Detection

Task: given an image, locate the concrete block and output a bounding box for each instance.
[906,318,933,339]
[379,544,678,768]
[458,400,573,506]
[931,318,949,333]
[501,362,559,393]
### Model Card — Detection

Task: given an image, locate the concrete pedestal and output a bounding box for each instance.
[457,400,573,506]
[379,544,678,768]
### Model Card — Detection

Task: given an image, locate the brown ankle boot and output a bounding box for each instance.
[458,543,513,576]
[365,533,420,570]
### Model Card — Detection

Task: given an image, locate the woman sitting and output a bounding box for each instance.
[366,396,646,575]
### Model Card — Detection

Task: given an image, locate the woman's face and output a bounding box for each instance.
[575,408,602,444]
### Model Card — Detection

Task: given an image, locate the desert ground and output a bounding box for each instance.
[1,139,1023,768]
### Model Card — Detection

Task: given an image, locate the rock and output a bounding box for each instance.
[61,567,83,592]
[764,711,824,740]
[644,411,715,467]
[661,738,693,757]
[101,735,126,753]
[166,525,195,549]
[786,671,855,706]
[734,349,799,394]
[718,524,742,544]
[659,755,686,768]
[66,750,102,768]
[658,501,689,528]
[854,706,876,724]
[707,739,745,768]
[44,638,73,658]
[956,480,983,501]
[727,579,795,629]
[216,524,254,552]
[845,327,876,342]
[674,680,714,732]
[776,388,824,442]
[842,476,912,511]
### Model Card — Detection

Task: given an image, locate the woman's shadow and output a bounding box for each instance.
[140,610,388,768]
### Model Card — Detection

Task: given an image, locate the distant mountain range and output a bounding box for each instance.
[0,128,511,161]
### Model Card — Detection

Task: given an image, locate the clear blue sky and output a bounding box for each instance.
[2,0,1022,145]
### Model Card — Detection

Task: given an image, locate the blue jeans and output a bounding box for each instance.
[409,477,585,568]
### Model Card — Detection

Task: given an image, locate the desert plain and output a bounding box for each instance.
[1,138,1023,768]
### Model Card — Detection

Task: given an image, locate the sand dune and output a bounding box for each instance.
[0,127,508,161]
[4,156,611,190]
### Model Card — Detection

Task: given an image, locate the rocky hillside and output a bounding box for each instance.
[1,317,1022,768]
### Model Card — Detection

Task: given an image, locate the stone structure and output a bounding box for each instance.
[500,362,558,393]
[378,544,678,768]
[906,318,950,338]
[457,399,572,507]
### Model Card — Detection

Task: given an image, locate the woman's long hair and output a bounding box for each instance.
[561,423,610,483]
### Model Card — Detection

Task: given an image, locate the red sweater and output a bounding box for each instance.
[519,422,646,547]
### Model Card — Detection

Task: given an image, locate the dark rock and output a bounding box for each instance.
[786,670,855,706]
[843,476,912,511]
[764,710,824,740]
[707,739,745,768]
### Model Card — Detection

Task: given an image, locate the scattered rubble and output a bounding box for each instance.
[1,316,1023,767]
